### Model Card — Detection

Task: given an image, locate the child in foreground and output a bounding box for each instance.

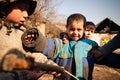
[0,0,37,80]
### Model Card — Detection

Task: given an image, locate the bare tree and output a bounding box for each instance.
[24,0,65,37]
[27,0,64,25]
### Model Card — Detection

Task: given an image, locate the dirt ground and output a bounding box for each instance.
[93,64,120,80]
[93,50,120,80]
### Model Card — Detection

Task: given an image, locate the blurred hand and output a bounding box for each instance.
[50,66,64,77]
[25,33,35,42]
[23,28,39,42]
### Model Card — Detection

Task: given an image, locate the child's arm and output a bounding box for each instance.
[21,28,63,59]
[21,28,49,52]
[90,31,120,63]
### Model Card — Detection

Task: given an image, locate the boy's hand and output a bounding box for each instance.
[51,71,61,77]
[24,28,39,42]
[50,66,64,77]
[25,34,35,42]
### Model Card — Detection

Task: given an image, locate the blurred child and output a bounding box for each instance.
[0,0,44,80]
[59,32,69,44]
[84,21,96,39]
[0,0,37,61]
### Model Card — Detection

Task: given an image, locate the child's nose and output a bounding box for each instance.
[74,30,78,34]
[23,11,28,18]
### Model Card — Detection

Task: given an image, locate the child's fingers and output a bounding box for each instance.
[51,71,61,77]
[31,34,35,37]
[55,73,61,77]
[24,34,35,42]
[51,71,56,74]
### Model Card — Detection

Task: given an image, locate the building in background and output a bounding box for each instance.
[91,18,120,46]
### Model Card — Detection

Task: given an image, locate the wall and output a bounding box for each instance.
[91,33,116,46]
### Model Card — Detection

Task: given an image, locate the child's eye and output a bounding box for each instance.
[91,31,94,33]
[77,29,82,31]
[70,28,75,31]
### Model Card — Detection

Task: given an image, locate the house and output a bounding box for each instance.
[91,18,120,46]
[95,18,120,33]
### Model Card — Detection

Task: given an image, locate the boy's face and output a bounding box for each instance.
[66,20,84,41]
[62,34,69,44]
[5,2,29,26]
[85,28,95,39]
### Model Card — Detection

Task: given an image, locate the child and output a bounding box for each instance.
[22,13,109,80]
[59,32,69,44]
[85,21,120,67]
[53,13,98,80]
[84,21,96,39]
[0,0,46,80]
[0,0,62,79]
[0,0,37,60]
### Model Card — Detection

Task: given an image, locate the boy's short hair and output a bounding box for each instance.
[0,0,37,18]
[66,13,86,28]
[85,21,96,30]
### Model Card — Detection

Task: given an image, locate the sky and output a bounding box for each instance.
[56,0,120,25]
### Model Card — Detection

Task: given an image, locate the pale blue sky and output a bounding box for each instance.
[56,0,120,25]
